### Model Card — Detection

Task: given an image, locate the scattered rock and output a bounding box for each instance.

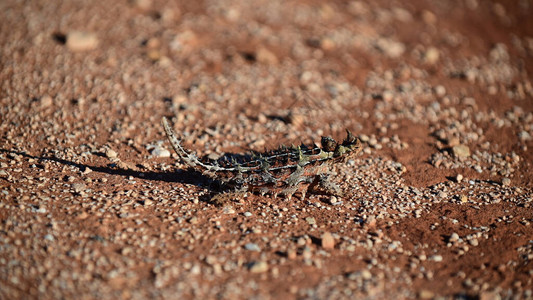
[502,178,511,186]
[256,47,278,64]
[40,95,53,108]
[469,238,479,247]
[452,144,470,158]
[424,47,439,64]
[519,131,531,141]
[419,290,435,299]
[449,232,460,243]
[431,255,443,262]
[248,261,268,273]
[244,243,261,252]
[151,146,171,158]
[455,174,463,183]
[71,183,86,193]
[321,232,335,250]
[105,149,118,159]
[66,31,99,52]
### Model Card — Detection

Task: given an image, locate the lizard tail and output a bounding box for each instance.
[161,117,228,172]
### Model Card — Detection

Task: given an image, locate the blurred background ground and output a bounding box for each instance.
[1,0,532,299]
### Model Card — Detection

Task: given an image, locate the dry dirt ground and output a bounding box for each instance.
[1,0,533,299]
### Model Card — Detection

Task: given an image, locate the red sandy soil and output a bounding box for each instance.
[1,0,532,299]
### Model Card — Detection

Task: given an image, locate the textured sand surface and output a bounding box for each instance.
[1,0,532,298]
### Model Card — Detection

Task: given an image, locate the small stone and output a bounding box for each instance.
[449,232,460,243]
[287,112,304,127]
[455,174,463,183]
[105,149,118,159]
[244,243,261,252]
[256,47,278,64]
[447,137,460,147]
[223,206,235,214]
[360,270,372,280]
[320,38,336,51]
[243,212,252,217]
[133,0,152,10]
[40,95,53,108]
[66,31,99,52]
[328,196,338,205]
[424,47,439,64]
[72,183,86,193]
[248,261,268,273]
[460,195,468,203]
[519,131,531,141]
[419,290,434,299]
[502,178,511,186]
[434,85,446,97]
[469,238,479,247]
[76,211,89,220]
[321,232,335,250]
[151,146,170,158]
[287,248,297,260]
[305,217,316,225]
[452,144,470,158]
[431,255,443,262]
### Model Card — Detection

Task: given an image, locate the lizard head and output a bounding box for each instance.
[321,130,362,159]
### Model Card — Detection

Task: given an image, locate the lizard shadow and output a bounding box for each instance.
[0,148,211,188]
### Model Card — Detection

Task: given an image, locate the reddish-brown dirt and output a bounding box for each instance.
[1,0,532,299]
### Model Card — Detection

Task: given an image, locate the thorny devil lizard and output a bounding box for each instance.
[162,117,362,204]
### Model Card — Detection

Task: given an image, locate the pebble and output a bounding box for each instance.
[40,95,53,108]
[447,137,460,147]
[434,85,446,97]
[424,47,440,64]
[449,232,460,243]
[431,255,443,262]
[71,183,86,193]
[243,212,252,217]
[223,206,235,214]
[66,31,99,52]
[244,243,261,252]
[455,174,463,183]
[519,131,531,141]
[452,144,470,158]
[256,47,278,64]
[305,217,316,225]
[502,178,511,186]
[419,290,435,299]
[321,232,335,250]
[151,146,171,158]
[105,149,118,159]
[248,261,268,273]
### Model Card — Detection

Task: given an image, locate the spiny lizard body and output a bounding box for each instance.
[162,117,362,202]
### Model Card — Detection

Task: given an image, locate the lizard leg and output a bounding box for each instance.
[308,174,344,197]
